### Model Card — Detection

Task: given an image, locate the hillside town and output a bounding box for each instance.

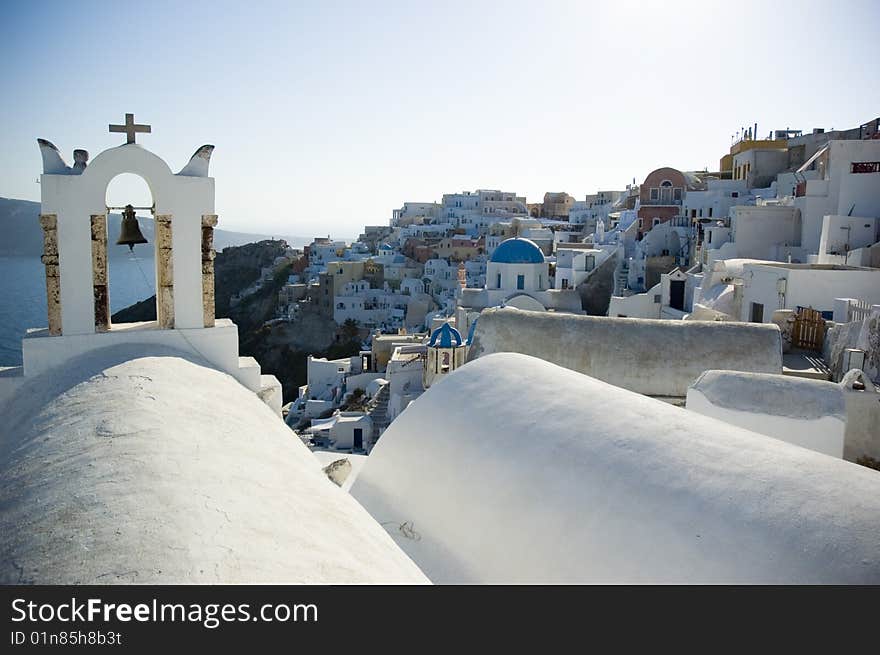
[2,109,880,586]
[278,116,880,468]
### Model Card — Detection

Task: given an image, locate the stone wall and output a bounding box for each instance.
[201,214,218,328]
[467,307,783,397]
[155,215,174,329]
[90,214,109,332]
[39,213,61,335]
[824,309,880,383]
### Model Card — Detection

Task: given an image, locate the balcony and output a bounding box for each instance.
[641,199,682,207]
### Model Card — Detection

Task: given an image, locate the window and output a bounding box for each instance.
[496,273,501,288]
[731,191,739,198]
[517,274,525,290]
[750,302,764,323]
[673,188,682,201]
[650,188,659,201]
[708,207,713,217]
[851,161,880,173]
[654,294,661,304]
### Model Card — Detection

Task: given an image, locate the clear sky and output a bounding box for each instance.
[1,0,878,238]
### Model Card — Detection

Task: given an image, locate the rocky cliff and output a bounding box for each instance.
[113,239,361,402]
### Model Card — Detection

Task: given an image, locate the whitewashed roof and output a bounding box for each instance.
[0,345,427,584]
[352,353,880,583]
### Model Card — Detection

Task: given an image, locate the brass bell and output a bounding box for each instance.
[117,204,148,251]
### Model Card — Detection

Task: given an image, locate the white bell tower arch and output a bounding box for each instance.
[8,114,284,415]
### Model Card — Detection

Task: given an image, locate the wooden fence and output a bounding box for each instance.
[792,307,827,352]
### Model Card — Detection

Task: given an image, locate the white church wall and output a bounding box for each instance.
[21,318,242,381]
[468,307,782,397]
[351,353,880,583]
[685,370,846,458]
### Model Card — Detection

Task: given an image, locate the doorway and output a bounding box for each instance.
[669,280,685,311]
[353,428,363,451]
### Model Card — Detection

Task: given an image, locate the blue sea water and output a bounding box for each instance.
[0,255,157,366]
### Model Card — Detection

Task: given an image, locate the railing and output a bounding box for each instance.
[641,199,682,207]
[849,299,873,322]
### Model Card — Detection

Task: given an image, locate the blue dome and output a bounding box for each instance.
[490,238,545,264]
[429,323,463,348]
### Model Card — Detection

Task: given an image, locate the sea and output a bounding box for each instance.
[0,254,157,366]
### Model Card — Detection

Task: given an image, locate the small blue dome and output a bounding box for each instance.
[490,238,545,264]
[379,243,393,250]
[429,323,463,348]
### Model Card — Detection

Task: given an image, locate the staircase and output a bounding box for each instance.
[366,383,391,442]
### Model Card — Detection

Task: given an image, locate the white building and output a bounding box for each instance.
[705,204,803,266]
[794,139,880,254]
[569,190,624,231]
[740,262,880,323]
[391,201,441,227]
[441,189,528,236]
[456,238,583,321]
[554,247,612,290]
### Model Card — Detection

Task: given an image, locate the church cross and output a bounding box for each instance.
[109,113,151,144]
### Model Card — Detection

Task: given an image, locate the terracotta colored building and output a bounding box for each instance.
[637,167,690,236]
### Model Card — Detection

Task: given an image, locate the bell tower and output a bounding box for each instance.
[13,114,284,415]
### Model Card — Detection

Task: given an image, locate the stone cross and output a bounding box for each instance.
[109,113,151,144]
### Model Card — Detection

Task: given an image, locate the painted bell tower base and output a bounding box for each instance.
[14,319,282,416]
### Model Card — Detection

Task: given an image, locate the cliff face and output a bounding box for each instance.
[112,240,290,325]
[576,250,618,316]
[112,239,360,403]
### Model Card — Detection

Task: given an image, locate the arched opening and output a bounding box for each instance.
[103,173,157,328]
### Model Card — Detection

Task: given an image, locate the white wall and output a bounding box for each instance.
[686,370,846,458]
[729,205,801,260]
[469,308,783,397]
[486,261,548,292]
[741,263,880,322]
[307,356,351,400]
[607,284,661,318]
[818,215,879,259]
[41,143,214,334]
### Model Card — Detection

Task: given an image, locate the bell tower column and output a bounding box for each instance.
[90,214,109,331]
[201,214,218,328]
[39,213,62,336]
[155,214,174,329]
